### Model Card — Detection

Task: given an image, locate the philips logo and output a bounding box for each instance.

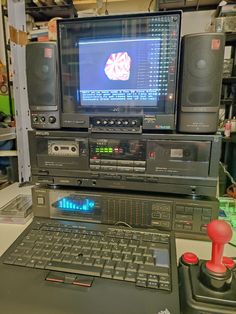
[157,309,171,314]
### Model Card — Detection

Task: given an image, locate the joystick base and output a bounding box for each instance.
[179,260,236,314]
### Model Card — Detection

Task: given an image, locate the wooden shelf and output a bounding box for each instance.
[26,2,77,21]
[0,128,16,141]
[222,77,236,84]
[0,151,17,157]
[226,33,236,45]
[74,0,127,4]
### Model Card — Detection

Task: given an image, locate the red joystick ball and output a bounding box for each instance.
[206,220,233,274]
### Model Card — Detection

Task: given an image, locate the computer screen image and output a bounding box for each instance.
[78,37,161,107]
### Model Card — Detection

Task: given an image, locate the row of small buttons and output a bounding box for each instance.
[90,159,146,167]
[90,165,145,173]
[92,128,139,133]
[176,205,212,216]
[92,119,140,127]
[175,223,193,231]
[152,221,171,229]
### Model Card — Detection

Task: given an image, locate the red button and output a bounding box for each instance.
[181,252,198,265]
[222,256,235,269]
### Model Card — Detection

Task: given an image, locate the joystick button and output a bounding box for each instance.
[181,252,198,265]
[222,256,235,270]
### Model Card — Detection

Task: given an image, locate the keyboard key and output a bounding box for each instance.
[111,246,122,253]
[119,239,129,246]
[11,248,25,257]
[46,271,64,283]
[92,243,103,251]
[91,251,102,259]
[46,261,102,277]
[153,248,170,268]
[127,263,138,273]
[138,265,169,276]
[62,247,72,255]
[83,257,94,266]
[104,260,116,270]
[102,269,113,278]
[52,253,64,262]
[62,255,73,263]
[42,252,53,261]
[129,240,138,248]
[134,256,144,265]
[136,279,146,288]
[26,259,37,268]
[159,282,171,291]
[147,281,159,289]
[103,244,112,252]
[115,261,127,271]
[4,255,16,265]
[73,275,94,287]
[35,259,47,269]
[14,257,28,266]
[23,249,33,258]
[94,258,105,268]
[132,248,143,256]
[148,274,158,283]
[113,270,125,280]
[112,253,122,261]
[64,273,77,284]
[102,252,112,260]
[123,254,133,263]
[73,256,83,265]
[125,272,136,282]
[32,250,44,260]
[137,273,147,281]
[145,256,154,266]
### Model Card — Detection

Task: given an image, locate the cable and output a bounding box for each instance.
[196,0,200,11]
[105,0,109,15]
[219,161,236,186]
[148,0,154,12]
[114,221,133,228]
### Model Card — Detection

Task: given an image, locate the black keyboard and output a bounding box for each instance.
[3,220,172,291]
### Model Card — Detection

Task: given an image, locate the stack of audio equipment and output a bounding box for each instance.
[26,11,225,240]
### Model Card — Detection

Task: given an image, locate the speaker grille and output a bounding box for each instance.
[26,42,58,108]
[180,33,225,108]
[178,33,225,133]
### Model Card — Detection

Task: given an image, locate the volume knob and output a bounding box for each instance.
[49,116,56,124]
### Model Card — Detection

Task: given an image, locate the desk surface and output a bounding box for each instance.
[0,183,235,261]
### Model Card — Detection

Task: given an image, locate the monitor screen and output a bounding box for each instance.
[58,12,181,115]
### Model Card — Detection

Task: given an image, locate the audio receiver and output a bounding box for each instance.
[32,186,219,240]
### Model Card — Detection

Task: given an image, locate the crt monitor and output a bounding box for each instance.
[57,11,181,131]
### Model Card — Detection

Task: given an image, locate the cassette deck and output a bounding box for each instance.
[29,131,221,197]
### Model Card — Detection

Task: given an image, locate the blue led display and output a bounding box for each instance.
[57,197,95,213]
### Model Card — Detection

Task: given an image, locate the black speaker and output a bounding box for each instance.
[26,42,60,129]
[177,33,225,134]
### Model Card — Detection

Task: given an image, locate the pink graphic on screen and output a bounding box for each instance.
[104,52,131,81]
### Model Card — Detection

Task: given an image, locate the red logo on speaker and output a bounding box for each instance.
[44,48,52,58]
[211,39,220,50]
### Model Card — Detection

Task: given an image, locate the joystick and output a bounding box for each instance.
[178,220,236,314]
[206,220,232,274]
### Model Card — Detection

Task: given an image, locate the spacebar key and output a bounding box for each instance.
[46,261,102,277]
